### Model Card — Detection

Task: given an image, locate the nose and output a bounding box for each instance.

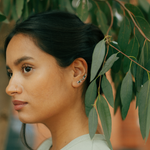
[5,79,22,97]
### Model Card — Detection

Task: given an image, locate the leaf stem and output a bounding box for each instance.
[108,43,150,73]
[114,0,150,42]
[105,0,113,36]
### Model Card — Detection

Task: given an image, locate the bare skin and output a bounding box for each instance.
[5,34,102,150]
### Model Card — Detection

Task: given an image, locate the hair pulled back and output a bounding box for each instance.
[4,11,104,85]
[4,11,104,150]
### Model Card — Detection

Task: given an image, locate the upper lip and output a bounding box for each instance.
[12,100,28,105]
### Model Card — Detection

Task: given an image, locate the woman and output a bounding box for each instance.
[4,11,110,150]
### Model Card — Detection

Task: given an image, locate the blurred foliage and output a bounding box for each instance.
[1,0,150,149]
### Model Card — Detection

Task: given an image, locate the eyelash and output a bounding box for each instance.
[7,65,33,79]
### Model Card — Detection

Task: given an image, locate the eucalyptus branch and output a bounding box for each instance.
[105,0,113,36]
[108,42,150,73]
[114,0,150,42]
[98,44,110,92]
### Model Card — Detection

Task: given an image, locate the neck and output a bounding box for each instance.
[43,100,89,150]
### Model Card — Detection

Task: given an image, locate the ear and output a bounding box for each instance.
[71,58,88,88]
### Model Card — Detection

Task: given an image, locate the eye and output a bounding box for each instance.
[22,65,32,73]
[7,72,12,79]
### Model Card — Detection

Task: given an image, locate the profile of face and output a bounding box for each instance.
[5,34,87,124]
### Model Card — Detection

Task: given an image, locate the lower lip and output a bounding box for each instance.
[14,103,28,111]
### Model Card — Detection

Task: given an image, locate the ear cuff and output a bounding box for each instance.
[77,74,87,84]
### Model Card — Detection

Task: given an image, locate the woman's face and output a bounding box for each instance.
[5,34,76,124]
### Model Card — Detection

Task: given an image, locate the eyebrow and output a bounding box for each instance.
[6,56,34,70]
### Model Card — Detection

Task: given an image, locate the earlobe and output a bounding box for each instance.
[71,58,87,88]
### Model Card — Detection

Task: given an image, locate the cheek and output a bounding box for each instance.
[25,68,69,113]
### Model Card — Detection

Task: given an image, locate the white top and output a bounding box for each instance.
[37,134,110,150]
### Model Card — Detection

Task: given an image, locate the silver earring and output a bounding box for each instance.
[77,74,87,84]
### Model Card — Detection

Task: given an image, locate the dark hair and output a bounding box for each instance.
[4,11,104,149]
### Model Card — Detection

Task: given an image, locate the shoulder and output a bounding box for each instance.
[61,134,110,150]
[37,138,52,150]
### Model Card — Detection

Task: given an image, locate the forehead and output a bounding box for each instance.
[6,34,46,64]
[6,34,60,70]
[6,34,39,57]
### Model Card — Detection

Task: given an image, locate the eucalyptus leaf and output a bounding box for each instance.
[76,0,88,22]
[88,107,98,139]
[135,28,144,50]
[146,95,150,140]
[108,42,122,73]
[96,9,109,35]
[118,16,131,52]
[138,0,149,13]
[96,95,113,150]
[85,79,97,117]
[16,0,24,18]
[148,7,150,24]
[3,0,11,16]
[125,3,144,17]
[99,53,119,76]
[131,58,138,81]
[136,41,150,91]
[59,0,74,13]
[143,60,150,85]
[120,69,133,120]
[22,0,29,20]
[135,16,150,40]
[0,14,6,22]
[90,39,105,81]
[99,1,111,23]
[138,79,150,140]
[101,75,114,108]
[12,2,18,21]
[114,83,122,115]
[123,37,139,73]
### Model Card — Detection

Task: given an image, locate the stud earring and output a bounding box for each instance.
[77,74,87,84]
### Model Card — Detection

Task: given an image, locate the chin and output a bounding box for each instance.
[18,113,38,124]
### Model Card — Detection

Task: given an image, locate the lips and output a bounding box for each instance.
[12,100,28,111]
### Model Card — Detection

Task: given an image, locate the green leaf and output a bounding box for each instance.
[138,79,150,140]
[148,7,150,24]
[123,37,139,73]
[125,3,144,17]
[96,9,109,35]
[85,79,97,117]
[120,69,133,120]
[88,107,98,139]
[90,39,105,81]
[138,0,149,13]
[118,16,131,52]
[0,14,6,22]
[76,0,88,22]
[99,1,111,23]
[12,1,18,21]
[101,75,114,108]
[16,0,24,18]
[146,93,150,140]
[3,0,11,16]
[59,0,74,13]
[22,0,29,20]
[99,53,119,76]
[143,60,150,84]
[135,27,144,49]
[135,16,150,40]
[114,83,122,115]
[96,95,113,150]
[108,42,122,73]
[136,41,150,91]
